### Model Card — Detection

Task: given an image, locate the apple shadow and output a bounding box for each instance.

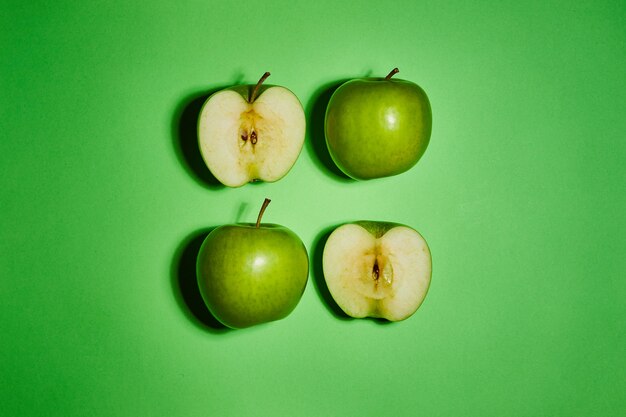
[172,86,231,190]
[171,227,231,333]
[311,226,351,320]
[305,80,353,183]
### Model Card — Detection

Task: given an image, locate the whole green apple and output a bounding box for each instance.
[196,199,309,329]
[197,72,306,187]
[322,220,432,321]
[325,68,432,180]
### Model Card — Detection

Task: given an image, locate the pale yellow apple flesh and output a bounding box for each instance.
[198,86,305,187]
[322,223,432,321]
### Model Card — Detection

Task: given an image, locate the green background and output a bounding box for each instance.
[2,0,624,415]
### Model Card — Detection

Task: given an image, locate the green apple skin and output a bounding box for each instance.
[196,224,309,329]
[355,220,398,238]
[325,76,432,180]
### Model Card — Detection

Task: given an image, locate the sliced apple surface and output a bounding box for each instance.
[322,221,432,321]
[197,73,306,187]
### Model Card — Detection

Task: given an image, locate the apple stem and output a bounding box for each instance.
[256,198,271,228]
[249,72,271,103]
[385,68,399,80]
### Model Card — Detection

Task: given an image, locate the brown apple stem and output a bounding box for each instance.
[385,68,399,80]
[256,198,271,228]
[249,72,271,103]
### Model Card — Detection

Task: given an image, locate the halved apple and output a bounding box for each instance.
[197,72,306,187]
[322,221,432,321]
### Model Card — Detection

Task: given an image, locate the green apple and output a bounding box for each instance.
[196,199,309,329]
[325,68,432,180]
[198,72,306,187]
[322,221,431,321]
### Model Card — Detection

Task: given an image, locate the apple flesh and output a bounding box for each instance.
[325,68,432,180]
[196,199,309,328]
[322,221,431,321]
[198,72,306,187]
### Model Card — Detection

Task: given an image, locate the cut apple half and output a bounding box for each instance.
[322,221,432,321]
[197,72,306,187]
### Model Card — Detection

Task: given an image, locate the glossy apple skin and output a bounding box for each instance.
[354,220,398,238]
[227,83,270,99]
[196,224,309,329]
[325,77,432,180]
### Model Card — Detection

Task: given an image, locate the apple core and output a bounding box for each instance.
[323,222,431,321]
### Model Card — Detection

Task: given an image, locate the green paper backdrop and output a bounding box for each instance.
[2,0,624,416]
